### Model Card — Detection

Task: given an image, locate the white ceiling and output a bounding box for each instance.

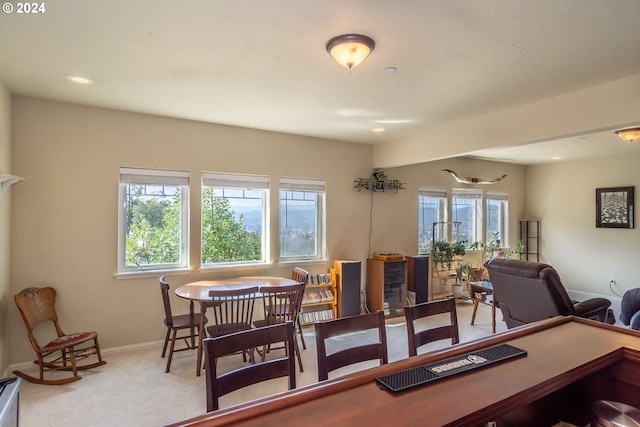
[1,0,639,165]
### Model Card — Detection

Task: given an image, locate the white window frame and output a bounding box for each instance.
[201,172,269,268]
[278,177,326,262]
[117,167,190,275]
[418,188,447,253]
[485,191,509,247]
[451,188,483,246]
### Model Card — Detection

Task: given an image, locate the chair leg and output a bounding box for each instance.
[470,301,479,326]
[162,327,171,358]
[293,335,304,373]
[296,318,306,350]
[166,329,177,373]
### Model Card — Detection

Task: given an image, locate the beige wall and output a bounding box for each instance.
[526,155,640,297]
[0,82,11,373]
[8,97,378,364]
[8,94,632,366]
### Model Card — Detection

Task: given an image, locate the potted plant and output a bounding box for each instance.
[450,262,477,298]
[431,240,454,271]
[470,232,503,263]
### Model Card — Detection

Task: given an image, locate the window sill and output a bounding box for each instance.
[198,262,273,274]
[114,268,193,280]
[276,259,329,268]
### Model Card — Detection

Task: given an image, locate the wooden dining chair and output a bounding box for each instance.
[291,267,309,349]
[159,276,207,373]
[404,298,459,357]
[204,286,259,365]
[13,286,107,385]
[314,311,388,382]
[204,321,296,412]
[253,283,306,372]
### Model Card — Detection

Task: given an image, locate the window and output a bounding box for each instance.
[201,173,269,267]
[118,168,190,273]
[279,178,326,261]
[452,189,482,245]
[486,191,509,245]
[418,188,447,253]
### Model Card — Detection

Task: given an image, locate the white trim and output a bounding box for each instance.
[202,172,269,189]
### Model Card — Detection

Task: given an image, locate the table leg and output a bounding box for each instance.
[189,301,196,349]
[470,300,479,325]
[197,302,206,376]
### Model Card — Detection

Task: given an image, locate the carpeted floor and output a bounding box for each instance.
[15,299,506,427]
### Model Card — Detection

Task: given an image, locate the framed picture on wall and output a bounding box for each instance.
[596,186,634,229]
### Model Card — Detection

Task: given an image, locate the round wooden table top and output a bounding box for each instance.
[174,276,298,302]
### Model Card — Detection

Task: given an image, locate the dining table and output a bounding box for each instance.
[175,276,298,376]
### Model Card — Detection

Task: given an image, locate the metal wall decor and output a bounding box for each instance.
[354,170,405,192]
[596,186,634,229]
[441,169,507,184]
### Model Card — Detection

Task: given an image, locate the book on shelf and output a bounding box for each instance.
[307,273,332,285]
[302,289,335,305]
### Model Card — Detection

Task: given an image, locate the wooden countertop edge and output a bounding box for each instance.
[164,316,608,427]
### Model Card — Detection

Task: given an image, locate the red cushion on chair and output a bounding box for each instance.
[42,331,97,351]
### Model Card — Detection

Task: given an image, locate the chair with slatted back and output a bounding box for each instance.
[13,287,106,385]
[253,283,306,372]
[203,286,259,365]
[204,321,296,412]
[314,311,388,382]
[404,298,459,357]
[159,276,207,373]
[291,267,309,349]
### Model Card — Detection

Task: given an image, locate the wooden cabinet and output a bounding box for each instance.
[300,272,337,325]
[366,258,407,317]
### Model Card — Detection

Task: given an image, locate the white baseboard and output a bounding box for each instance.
[3,340,164,378]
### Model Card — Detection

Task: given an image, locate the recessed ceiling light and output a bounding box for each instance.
[384,67,397,73]
[551,156,562,160]
[375,119,415,124]
[372,128,385,133]
[66,75,94,85]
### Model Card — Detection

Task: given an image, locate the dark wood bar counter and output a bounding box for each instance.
[165,316,640,427]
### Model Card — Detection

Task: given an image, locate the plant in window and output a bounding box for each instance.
[470,232,503,263]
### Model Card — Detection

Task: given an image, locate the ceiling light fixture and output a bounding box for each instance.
[66,75,94,85]
[326,34,375,69]
[615,127,640,143]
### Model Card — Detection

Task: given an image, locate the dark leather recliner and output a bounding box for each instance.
[620,288,640,330]
[485,258,611,329]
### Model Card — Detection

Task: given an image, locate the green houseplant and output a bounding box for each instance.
[431,240,454,270]
[452,261,478,298]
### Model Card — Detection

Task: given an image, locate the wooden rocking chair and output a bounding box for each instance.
[13,287,107,385]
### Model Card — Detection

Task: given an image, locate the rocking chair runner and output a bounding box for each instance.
[13,287,106,385]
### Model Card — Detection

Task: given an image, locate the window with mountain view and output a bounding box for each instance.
[118,168,190,273]
[418,188,447,253]
[279,178,325,261]
[452,188,482,245]
[201,173,269,267]
[486,191,509,244]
